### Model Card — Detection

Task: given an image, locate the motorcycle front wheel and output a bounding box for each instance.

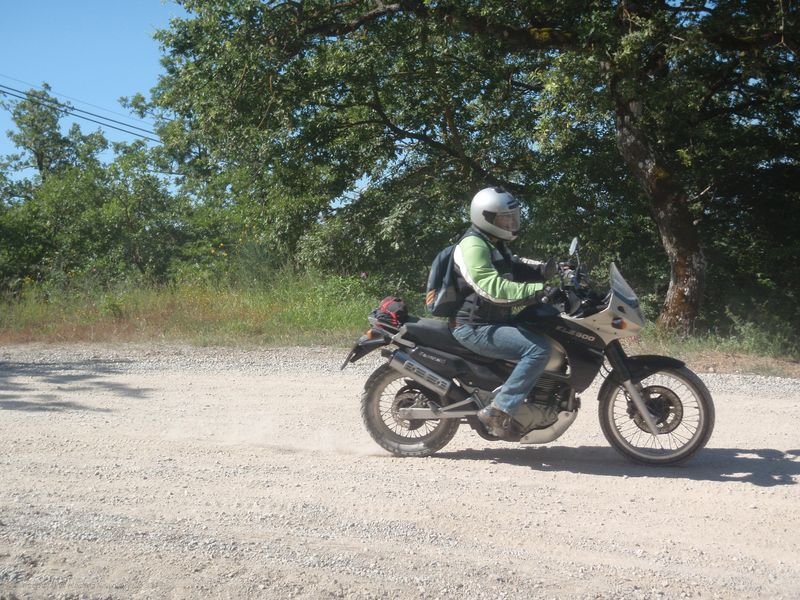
[598,366,715,465]
[361,364,460,457]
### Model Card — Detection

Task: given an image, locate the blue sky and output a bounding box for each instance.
[0,1,187,161]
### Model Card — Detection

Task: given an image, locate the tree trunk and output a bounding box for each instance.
[614,97,705,334]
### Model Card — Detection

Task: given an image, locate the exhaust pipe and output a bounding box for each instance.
[388,350,451,395]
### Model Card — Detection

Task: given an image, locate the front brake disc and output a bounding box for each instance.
[631,385,684,434]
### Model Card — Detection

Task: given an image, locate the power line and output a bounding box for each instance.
[0,83,159,139]
[0,84,161,144]
[0,72,159,131]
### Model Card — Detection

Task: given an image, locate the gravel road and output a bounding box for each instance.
[1,343,799,600]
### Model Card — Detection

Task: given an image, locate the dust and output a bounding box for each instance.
[165,418,380,456]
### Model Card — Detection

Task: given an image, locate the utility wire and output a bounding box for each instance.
[0,72,159,130]
[0,83,161,143]
[0,83,158,137]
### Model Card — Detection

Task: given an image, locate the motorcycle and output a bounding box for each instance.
[341,238,715,465]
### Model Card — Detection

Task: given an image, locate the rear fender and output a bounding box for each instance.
[340,329,392,369]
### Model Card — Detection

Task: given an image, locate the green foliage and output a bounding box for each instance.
[640,310,800,363]
[1,3,799,353]
[1,86,192,287]
[3,273,797,360]
[146,0,797,335]
[2,83,76,178]
[0,270,385,346]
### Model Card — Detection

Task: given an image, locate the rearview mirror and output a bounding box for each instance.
[569,237,579,256]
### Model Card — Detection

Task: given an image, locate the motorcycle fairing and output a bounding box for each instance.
[518,313,606,393]
[557,343,604,393]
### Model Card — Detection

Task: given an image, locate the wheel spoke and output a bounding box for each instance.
[602,368,712,463]
[363,368,457,451]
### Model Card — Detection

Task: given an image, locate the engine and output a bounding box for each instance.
[513,375,577,432]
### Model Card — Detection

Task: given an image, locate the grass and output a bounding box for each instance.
[622,324,800,378]
[0,271,382,347]
[1,273,798,377]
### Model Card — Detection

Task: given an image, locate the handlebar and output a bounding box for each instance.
[544,261,609,318]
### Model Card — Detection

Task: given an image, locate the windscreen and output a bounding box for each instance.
[609,263,639,309]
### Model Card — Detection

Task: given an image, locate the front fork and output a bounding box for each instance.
[605,340,662,438]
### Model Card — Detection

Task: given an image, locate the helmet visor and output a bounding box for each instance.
[491,210,520,235]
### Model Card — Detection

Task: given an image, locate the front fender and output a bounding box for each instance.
[624,354,685,382]
[599,354,686,396]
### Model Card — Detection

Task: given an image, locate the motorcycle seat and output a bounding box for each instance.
[402,318,486,360]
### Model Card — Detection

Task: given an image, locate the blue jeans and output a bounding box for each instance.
[452,323,552,416]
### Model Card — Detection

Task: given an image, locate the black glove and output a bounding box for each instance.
[532,287,551,304]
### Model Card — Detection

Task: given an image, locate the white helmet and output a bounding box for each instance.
[470,187,521,241]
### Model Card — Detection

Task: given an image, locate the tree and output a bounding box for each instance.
[1,87,190,287]
[1,84,81,180]
[1,86,108,285]
[151,0,798,333]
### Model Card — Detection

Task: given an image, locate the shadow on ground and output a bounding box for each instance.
[0,358,152,411]
[436,445,800,487]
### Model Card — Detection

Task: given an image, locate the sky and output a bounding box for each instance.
[0,0,188,162]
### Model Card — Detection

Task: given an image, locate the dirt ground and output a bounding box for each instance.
[1,344,798,600]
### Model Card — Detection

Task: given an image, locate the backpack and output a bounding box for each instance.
[371,296,409,329]
[425,244,461,317]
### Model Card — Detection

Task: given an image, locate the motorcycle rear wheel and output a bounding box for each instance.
[361,364,460,457]
[598,366,715,465]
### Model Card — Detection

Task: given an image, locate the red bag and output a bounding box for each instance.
[372,296,408,328]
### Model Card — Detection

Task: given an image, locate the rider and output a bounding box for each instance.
[451,187,555,437]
